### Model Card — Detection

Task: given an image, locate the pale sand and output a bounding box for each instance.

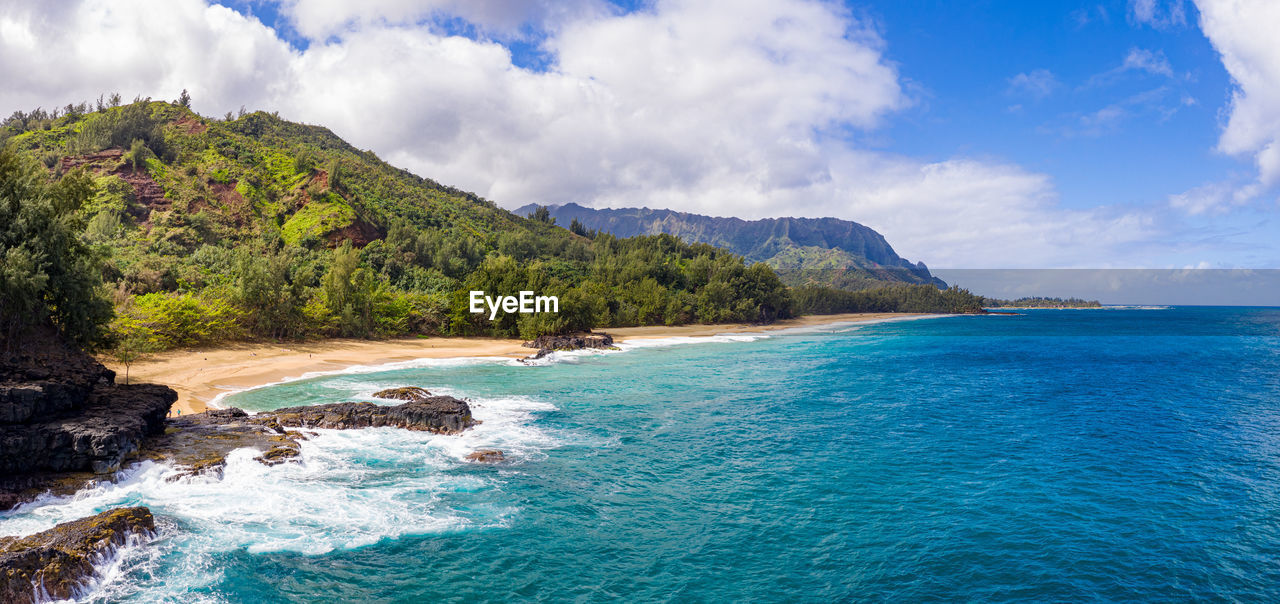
[99,313,921,414]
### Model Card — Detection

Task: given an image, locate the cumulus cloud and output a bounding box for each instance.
[0,0,292,116]
[0,0,1169,267]
[1195,0,1280,192]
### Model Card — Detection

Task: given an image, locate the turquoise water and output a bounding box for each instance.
[4,308,1280,601]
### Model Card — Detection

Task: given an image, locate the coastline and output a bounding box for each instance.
[99,312,922,414]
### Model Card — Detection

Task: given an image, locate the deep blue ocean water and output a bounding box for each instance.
[4,307,1280,602]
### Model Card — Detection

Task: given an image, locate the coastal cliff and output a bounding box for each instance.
[0,326,176,509]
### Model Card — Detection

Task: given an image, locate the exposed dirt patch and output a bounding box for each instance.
[326,217,383,247]
[57,148,170,223]
[173,115,207,135]
[59,149,123,172]
[110,166,170,220]
[208,181,251,226]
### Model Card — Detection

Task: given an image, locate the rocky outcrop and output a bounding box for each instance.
[141,407,306,480]
[1,325,176,509]
[263,398,476,434]
[465,449,505,463]
[372,386,432,402]
[0,506,155,604]
[142,396,477,480]
[523,333,617,360]
[0,383,175,475]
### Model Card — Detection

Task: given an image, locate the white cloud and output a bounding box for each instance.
[1046,86,1180,138]
[1196,0,1280,194]
[1085,47,1176,88]
[1007,69,1058,99]
[817,154,1161,267]
[1168,180,1238,214]
[0,0,1169,268]
[277,0,606,40]
[1129,0,1188,29]
[1121,48,1174,76]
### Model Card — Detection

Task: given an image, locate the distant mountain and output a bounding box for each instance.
[516,203,945,289]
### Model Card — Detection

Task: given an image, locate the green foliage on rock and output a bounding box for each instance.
[280,194,356,246]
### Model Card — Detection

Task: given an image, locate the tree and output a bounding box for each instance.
[108,328,158,385]
[124,138,151,171]
[177,88,192,109]
[528,205,555,225]
[569,218,588,237]
[0,147,113,348]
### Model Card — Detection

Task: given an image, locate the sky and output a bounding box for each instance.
[1,0,1279,271]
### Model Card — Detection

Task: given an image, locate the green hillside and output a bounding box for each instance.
[1,98,795,349]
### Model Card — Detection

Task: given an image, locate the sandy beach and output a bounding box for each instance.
[100,312,921,414]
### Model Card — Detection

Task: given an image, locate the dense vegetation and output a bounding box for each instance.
[984,297,1101,308]
[791,284,987,315]
[0,147,111,348]
[1,97,794,352]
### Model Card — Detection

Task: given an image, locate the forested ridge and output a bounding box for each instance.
[519,202,947,290]
[0,96,988,356]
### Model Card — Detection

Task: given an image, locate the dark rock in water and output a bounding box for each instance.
[0,324,176,510]
[523,333,615,351]
[261,397,476,434]
[523,333,617,360]
[0,506,155,604]
[141,396,476,481]
[372,386,432,402]
[465,449,505,463]
[142,407,303,480]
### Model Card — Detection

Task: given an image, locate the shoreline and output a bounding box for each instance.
[100,312,924,414]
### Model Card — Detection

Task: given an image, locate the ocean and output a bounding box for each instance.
[4,307,1280,602]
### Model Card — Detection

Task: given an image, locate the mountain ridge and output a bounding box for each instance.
[516,202,945,289]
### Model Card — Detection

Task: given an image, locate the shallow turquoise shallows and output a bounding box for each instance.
[4,307,1280,602]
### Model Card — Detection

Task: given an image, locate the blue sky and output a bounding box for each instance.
[2,0,1278,270]
[870,2,1233,206]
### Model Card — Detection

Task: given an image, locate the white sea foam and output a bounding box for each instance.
[0,387,569,602]
[614,333,767,351]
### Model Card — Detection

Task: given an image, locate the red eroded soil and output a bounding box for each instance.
[207,181,251,227]
[111,166,170,220]
[173,116,207,135]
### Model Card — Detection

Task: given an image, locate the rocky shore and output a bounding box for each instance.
[1,326,177,509]
[1,389,483,598]
[0,507,155,604]
[2,327,492,599]
[145,394,477,479]
[523,332,617,360]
